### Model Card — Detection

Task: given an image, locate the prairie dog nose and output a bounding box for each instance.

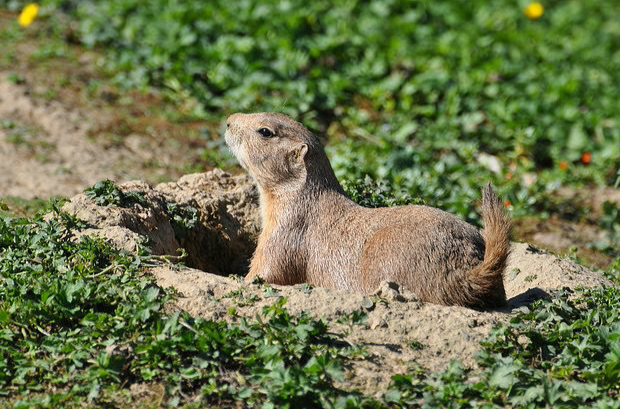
[226,113,245,129]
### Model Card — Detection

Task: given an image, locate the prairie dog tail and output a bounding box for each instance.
[466,184,512,308]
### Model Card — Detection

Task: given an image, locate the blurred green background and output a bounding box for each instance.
[2,0,619,225]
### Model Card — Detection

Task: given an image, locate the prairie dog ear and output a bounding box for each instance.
[291,143,308,165]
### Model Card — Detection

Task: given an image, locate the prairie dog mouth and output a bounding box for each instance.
[224,129,238,147]
[224,129,249,170]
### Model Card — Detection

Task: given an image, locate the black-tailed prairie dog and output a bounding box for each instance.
[225,112,511,308]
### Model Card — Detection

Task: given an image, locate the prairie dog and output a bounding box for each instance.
[225,112,511,308]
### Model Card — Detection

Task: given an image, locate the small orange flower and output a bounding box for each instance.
[506,171,513,180]
[581,151,592,165]
[559,160,569,170]
[524,2,544,19]
[504,199,512,207]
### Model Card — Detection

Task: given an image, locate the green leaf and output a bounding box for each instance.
[144,287,160,303]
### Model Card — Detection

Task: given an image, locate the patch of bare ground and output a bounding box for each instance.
[0,13,225,199]
[513,186,620,269]
[555,186,620,216]
[0,69,219,198]
[0,75,130,198]
[63,170,614,396]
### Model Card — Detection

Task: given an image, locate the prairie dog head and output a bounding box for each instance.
[225,112,322,191]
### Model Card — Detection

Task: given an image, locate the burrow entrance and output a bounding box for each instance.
[65,171,261,277]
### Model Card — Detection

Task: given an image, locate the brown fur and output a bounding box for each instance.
[225,112,511,308]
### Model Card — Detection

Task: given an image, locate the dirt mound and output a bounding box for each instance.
[64,169,261,275]
[62,170,614,395]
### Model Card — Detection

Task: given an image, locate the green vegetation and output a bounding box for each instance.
[1,202,619,407]
[0,196,51,217]
[597,201,620,257]
[165,202,199,240]
[386,286,620,408]
[84,180,146,207]
[0,208,365,407]
[1,0,620,407]
[84,180,199,240]
[4,0,620,221]
[342,177,424,208]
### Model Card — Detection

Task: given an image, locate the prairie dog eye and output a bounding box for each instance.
[257,127,275,138]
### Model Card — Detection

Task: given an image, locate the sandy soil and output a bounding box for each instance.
[0,73,209,199]
[0,74,130,197]
[62,170,614,396]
